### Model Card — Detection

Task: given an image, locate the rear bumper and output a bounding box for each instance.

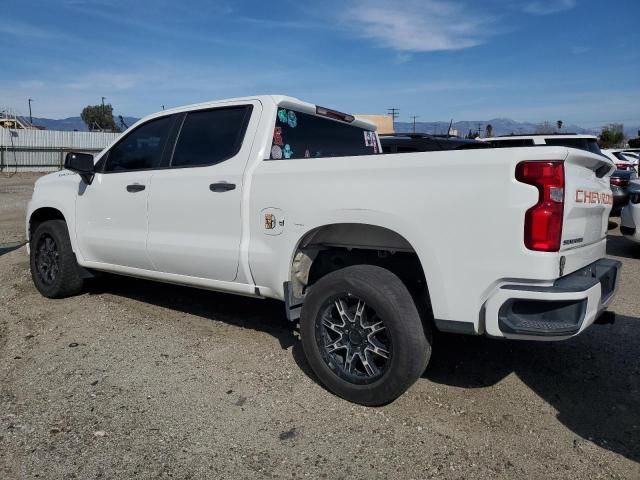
[484,258,621,340]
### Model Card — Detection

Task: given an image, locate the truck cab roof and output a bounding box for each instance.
[136,95,377,132]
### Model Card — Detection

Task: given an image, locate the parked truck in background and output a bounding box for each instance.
[26,96,621,405]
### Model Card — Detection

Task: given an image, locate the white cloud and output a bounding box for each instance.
[342,0,496,52]
[571,46,590,54]
[0,21,54,39]
[65,72,142,91]
[394,53,414,64]
[523,0,576,15]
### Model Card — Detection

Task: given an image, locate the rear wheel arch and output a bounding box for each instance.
[288,223,432,310]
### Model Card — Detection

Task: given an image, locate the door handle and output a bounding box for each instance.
[126,184,146,193]
[209,182,236,192]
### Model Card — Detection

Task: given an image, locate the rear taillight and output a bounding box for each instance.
[516,161,565,252]
[615,163,628,170]
[610,176,629,188]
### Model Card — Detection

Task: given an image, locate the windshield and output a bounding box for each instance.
[269,108,378,160]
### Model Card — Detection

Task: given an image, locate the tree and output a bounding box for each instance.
[599,123,625,149]
[557,120,563,131]
[485,124,493,138]
[81,104,118,132]
[466,129,478,139]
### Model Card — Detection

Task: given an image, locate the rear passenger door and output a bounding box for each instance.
[146,102,259,282]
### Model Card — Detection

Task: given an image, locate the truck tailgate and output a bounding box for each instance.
[562,150,613,251]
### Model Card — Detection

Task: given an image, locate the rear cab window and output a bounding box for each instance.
[269,107,378,160]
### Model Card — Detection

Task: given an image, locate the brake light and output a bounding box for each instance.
[615,163,628,170]
[516,161,564,252]
[610,176,629,187]
[315,105,355,123]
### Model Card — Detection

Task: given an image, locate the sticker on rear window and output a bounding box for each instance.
[278,109,288,124]
[364,131,374,147]
[273,127,283,146]
[283,144,293,159]
[287,111,297,128]
[271,145,283,159]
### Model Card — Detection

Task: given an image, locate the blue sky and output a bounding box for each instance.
[1,0,639,127]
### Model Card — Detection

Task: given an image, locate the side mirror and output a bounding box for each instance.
[65,152,95,184]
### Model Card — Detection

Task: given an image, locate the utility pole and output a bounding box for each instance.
[100,97,106,131]
[28,98,33,125]
[410,115,419,134]
[387,108,400,131]
[161,105,165,110]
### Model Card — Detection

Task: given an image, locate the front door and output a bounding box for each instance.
[75,115,175,270]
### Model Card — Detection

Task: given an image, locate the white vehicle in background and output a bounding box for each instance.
[621,181,640,244]
[26,95,621,405]
[602,149,636,172]
[620,150,639,170]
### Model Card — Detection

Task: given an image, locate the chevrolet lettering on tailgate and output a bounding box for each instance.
[575,190,613,205]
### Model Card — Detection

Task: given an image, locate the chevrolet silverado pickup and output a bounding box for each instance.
[27,95,621,405]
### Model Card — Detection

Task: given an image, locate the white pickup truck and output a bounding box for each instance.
[27,95,621,405]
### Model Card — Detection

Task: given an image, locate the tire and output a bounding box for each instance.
[30,219,84,298]
[300,265,432,406]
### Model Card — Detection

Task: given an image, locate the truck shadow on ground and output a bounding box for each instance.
[607,232,640,260]
[85,275,317,379]
[426,323,640,463]
[86,275,639,464]
[0,241,26,257]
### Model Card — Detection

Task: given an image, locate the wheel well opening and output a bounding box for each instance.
[29,208,65,241]
[290,224,429,303]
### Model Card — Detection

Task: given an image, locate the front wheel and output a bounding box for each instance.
[30,219,84,298]
[300,265,432,405]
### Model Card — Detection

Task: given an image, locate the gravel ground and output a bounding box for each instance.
[1,173,639,479]
[0,173,41,250]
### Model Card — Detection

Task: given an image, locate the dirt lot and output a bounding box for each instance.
[1,173,639,479]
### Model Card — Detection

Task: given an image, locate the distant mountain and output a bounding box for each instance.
[30,116,140,131]
[394,118,598,137]
[25,115,640,140]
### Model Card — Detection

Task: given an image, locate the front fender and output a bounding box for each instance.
[26,172,80,259]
